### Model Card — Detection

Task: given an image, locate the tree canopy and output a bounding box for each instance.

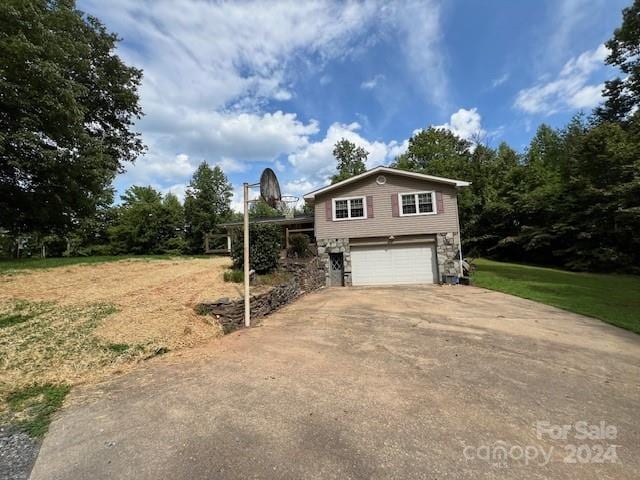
[0,0,144,235]
[108,186,185,254]
[391,113,640,273]
[597,0,640,122]
[184,163,233,252]
[331,138,368,184]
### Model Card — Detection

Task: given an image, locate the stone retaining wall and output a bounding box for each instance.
[195,257,324,333]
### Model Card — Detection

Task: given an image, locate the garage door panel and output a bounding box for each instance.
[350,243,436,285]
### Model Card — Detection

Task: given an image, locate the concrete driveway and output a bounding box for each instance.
[31,286,640,479]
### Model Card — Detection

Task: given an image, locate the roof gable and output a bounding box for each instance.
[303,166,470,200]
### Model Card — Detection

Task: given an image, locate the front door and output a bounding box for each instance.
[329,253,344,286]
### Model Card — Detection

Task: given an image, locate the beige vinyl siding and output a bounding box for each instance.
[314,173,460,239]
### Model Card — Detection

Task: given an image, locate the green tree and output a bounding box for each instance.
[108,186,184,254]
[0,0,144,235]
[159,193,187,253]
[331,139,368,184]
[596,0,640,122]
[65,189,117,256]
[562,121,640,270]
[250,199,281,218]
[231,223,282,274]
[393,127,471,176]
[184,163,233,252]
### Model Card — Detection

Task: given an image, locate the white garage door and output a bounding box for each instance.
[350,243,437,285]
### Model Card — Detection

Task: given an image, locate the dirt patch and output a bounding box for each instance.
[0,257,241,346]
[0,257,242,414]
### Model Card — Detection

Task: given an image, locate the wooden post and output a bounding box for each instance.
[285,227,289,249]
[243,182,250,328]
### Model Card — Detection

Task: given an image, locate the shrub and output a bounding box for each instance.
[288,233,310,258]
[223,269,244,283]
[231,223,282,274]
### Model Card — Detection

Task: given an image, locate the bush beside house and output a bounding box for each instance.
[231,223,282,274]
[288,233,311,258]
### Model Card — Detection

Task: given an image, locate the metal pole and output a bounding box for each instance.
[243,182,251,328]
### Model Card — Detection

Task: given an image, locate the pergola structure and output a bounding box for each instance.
[210,215,315,255]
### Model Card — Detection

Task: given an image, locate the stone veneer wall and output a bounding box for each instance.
[315,233,462,285]
[195,257,325,332]
[316,238,351,286]
[436,232,462,279]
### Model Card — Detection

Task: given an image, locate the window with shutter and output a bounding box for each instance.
[332,196,367,220]
[398,191,437,216]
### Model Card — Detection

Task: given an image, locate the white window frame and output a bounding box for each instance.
[332,196,367,221]
[398,191,437,217]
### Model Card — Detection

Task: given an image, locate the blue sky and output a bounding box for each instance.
[78,0,629,210]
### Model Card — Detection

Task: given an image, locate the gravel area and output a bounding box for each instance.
[0,427,39,480]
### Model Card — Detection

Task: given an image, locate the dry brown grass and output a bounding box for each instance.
[0,257,242,415]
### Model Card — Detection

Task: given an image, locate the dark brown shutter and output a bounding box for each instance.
[325,200,333,221]
[366,195,374,218]
[391,193,399,217]
[436,191,444,213]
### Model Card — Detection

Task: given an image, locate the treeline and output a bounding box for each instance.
[2,1,640,272]
[1,163,235,258]
[392,117,639,272]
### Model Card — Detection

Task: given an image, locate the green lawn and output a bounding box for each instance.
[472,258,640,334]
[0,254,207,274]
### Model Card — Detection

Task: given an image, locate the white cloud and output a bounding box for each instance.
[568,83,605,109]
[282,179,316,211]
[84,0,381,112]
[144,109,319,162]
[319,74,332,85]
[230,184,260,214]
[492,73,509,88]
[434,108,486,142]
[78,0,383,187]
[387,138,411,159]
[164,183,187,202]
[361,74,385,90]
[546,0,607,67]
[120,152,197,186]
[273,89,293,101]
[284,179,316,198]
[79,0,450,195]
[118,110,319,190]
[383,0,448,108]
[288,122,396,183]
[514,44,608,114]
[215,157,248,173]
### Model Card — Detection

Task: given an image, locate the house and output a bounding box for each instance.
[303,166,470,286]
[217,166,469,286]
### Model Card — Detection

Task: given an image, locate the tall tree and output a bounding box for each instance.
[0,0,144,235]
[184,163,233,252]
[393,127,471,176]
[331,139,368,184]
[108,186,184,254]
[596,0,640,122]
[250,199,281,218]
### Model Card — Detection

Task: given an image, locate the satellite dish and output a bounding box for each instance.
[260,168,281,208]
